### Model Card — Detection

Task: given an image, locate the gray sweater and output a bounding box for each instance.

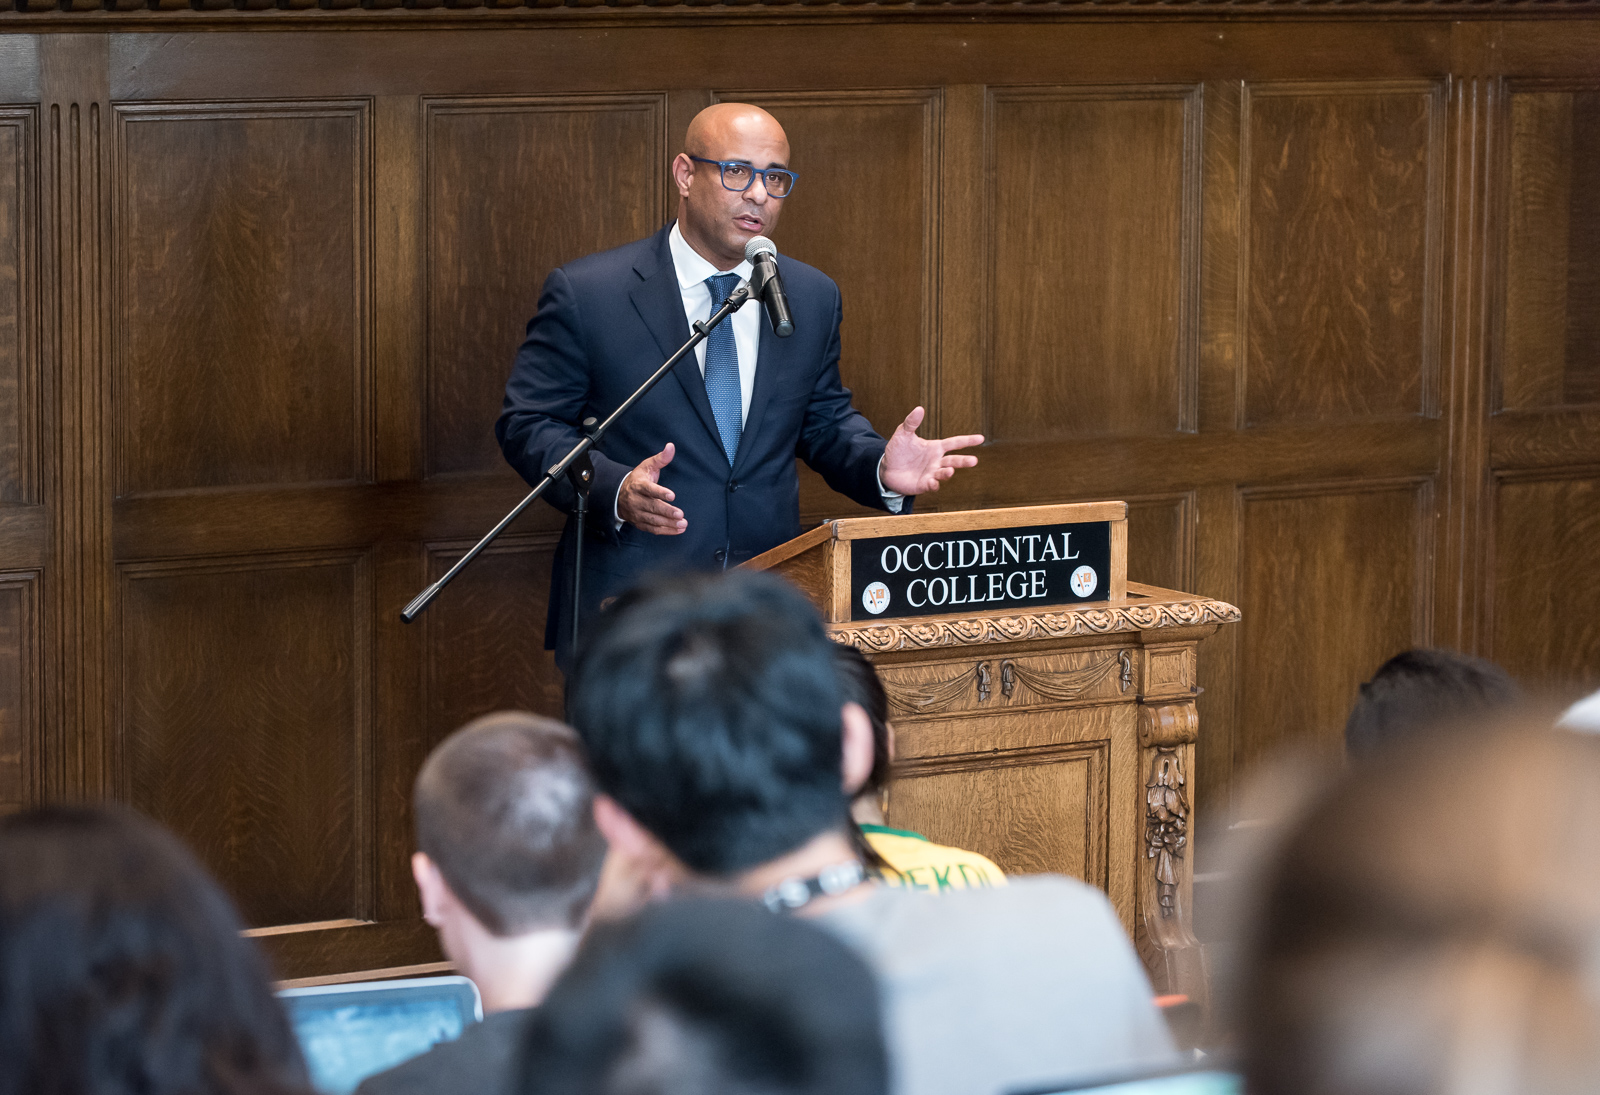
[819,875,1177,1095]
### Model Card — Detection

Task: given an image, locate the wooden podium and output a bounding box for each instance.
[746,502,1239,1001]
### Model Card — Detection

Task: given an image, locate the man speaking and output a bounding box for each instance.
[497,103,983,669]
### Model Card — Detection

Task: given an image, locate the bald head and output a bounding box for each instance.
[673,103,793,270]
[684,103,790,162]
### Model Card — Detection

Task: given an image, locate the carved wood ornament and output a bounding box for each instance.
[883,648,1137,714]
[1144,750,1189,919]
[832,597,1240,653]
[1,0,1593,20]
[999,653,1118,701]
[1137,701,1199,922]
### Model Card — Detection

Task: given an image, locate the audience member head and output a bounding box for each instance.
[834,643,892,807]
[1239,721,1600,1095]
[567,570,872,880]
[0,805,310,1095]
[520,898,888,1095]
[1344,648,1521,760]
[412,711,607,1009]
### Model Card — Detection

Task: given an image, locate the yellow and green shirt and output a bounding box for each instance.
[863,824,1008,893]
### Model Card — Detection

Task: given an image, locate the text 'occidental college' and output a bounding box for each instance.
[849,522,1113,622]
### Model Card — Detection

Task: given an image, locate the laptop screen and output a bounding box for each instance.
[279,976,483,1095]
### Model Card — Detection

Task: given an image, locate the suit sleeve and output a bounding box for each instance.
[495,267,633,541]
[794,284,913,514]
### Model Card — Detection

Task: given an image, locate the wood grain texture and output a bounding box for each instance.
[875,646,1131,721]
[0,574,37,815]
[43,35,115,805]
[1127,492,1195,593]
[120,555,370,928]
[1489,471,1600,699]
[424,96,665,477]
[0,109,34,505]
[425,537,563,744]
[720,91,937,436]
[12,17,1598,977]
[1501,87,1600,412]
[831,501,1126,541]
[830,593,1236,654]
[1242,82,1442,426]
[891,739,1109,885]
[114,102,369,495]
[986,87,1196,443]
[1237,480,1431,765]
[0,0,1589,26]
[1491,409,1600,472]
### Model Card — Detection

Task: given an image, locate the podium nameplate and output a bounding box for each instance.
[848,520,1112,622]
[743,502,1127,625]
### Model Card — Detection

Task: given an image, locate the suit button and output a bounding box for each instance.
[714,549,727,563]
[728,480,739,493]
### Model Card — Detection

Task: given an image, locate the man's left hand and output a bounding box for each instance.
[880,406,984,496]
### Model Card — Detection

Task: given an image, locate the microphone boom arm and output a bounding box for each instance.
[400,282,753,624]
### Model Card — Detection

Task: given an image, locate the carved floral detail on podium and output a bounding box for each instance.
[1144,750,1189,919]
[831,598,1241,652]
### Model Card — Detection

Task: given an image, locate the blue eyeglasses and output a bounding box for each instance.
[688,156,799,198]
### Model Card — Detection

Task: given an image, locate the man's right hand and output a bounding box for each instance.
[617,443,687,535]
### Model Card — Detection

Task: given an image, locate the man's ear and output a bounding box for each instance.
[841,702,875,795]
[412,852,451,928]
[592,795,686,906]
[593,795,654,860]
[671,152,696,199]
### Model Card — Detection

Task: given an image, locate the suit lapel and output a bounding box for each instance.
[629,230,724,456]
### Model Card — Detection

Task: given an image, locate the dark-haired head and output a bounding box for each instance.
[566,570,849,875]
[1344,648,1521,760]
[0,805,310,1095]
[519,898,887,1095]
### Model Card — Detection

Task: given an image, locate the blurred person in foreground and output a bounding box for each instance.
[1558,686,1600,732]
[1344,648,1520,760]
[567,570,1175,1095]
[833,643,1006,891]
[356,712,608,1095]
[0,805,312,1095]
[1237,720,1600,1095]
[520,897,886,1095]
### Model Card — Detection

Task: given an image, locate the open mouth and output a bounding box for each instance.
[734,214,763,233]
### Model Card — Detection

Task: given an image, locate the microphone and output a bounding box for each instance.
[744,236,794,338]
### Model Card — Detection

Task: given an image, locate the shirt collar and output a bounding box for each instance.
[669,220,753,290]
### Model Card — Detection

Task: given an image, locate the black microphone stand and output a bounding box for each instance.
[400,281,755,651]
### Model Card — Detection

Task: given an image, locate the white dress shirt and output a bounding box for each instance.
[614,223,903,524]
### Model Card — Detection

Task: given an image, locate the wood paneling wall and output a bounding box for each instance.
[0,13,1597,977]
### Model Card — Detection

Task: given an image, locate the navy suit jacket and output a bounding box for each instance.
[497,225,901,668]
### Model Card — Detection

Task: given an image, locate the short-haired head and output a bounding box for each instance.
[414,711,607,935]
[0,805,309,1095]
[519,897,888,1095]
[566,570,848,876]
[1344,648,1521,760]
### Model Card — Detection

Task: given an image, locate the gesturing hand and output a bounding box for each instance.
[618,443,688,535]
[880,407,984,496]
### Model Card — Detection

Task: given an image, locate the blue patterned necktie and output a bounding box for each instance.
[703,273,743,466]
